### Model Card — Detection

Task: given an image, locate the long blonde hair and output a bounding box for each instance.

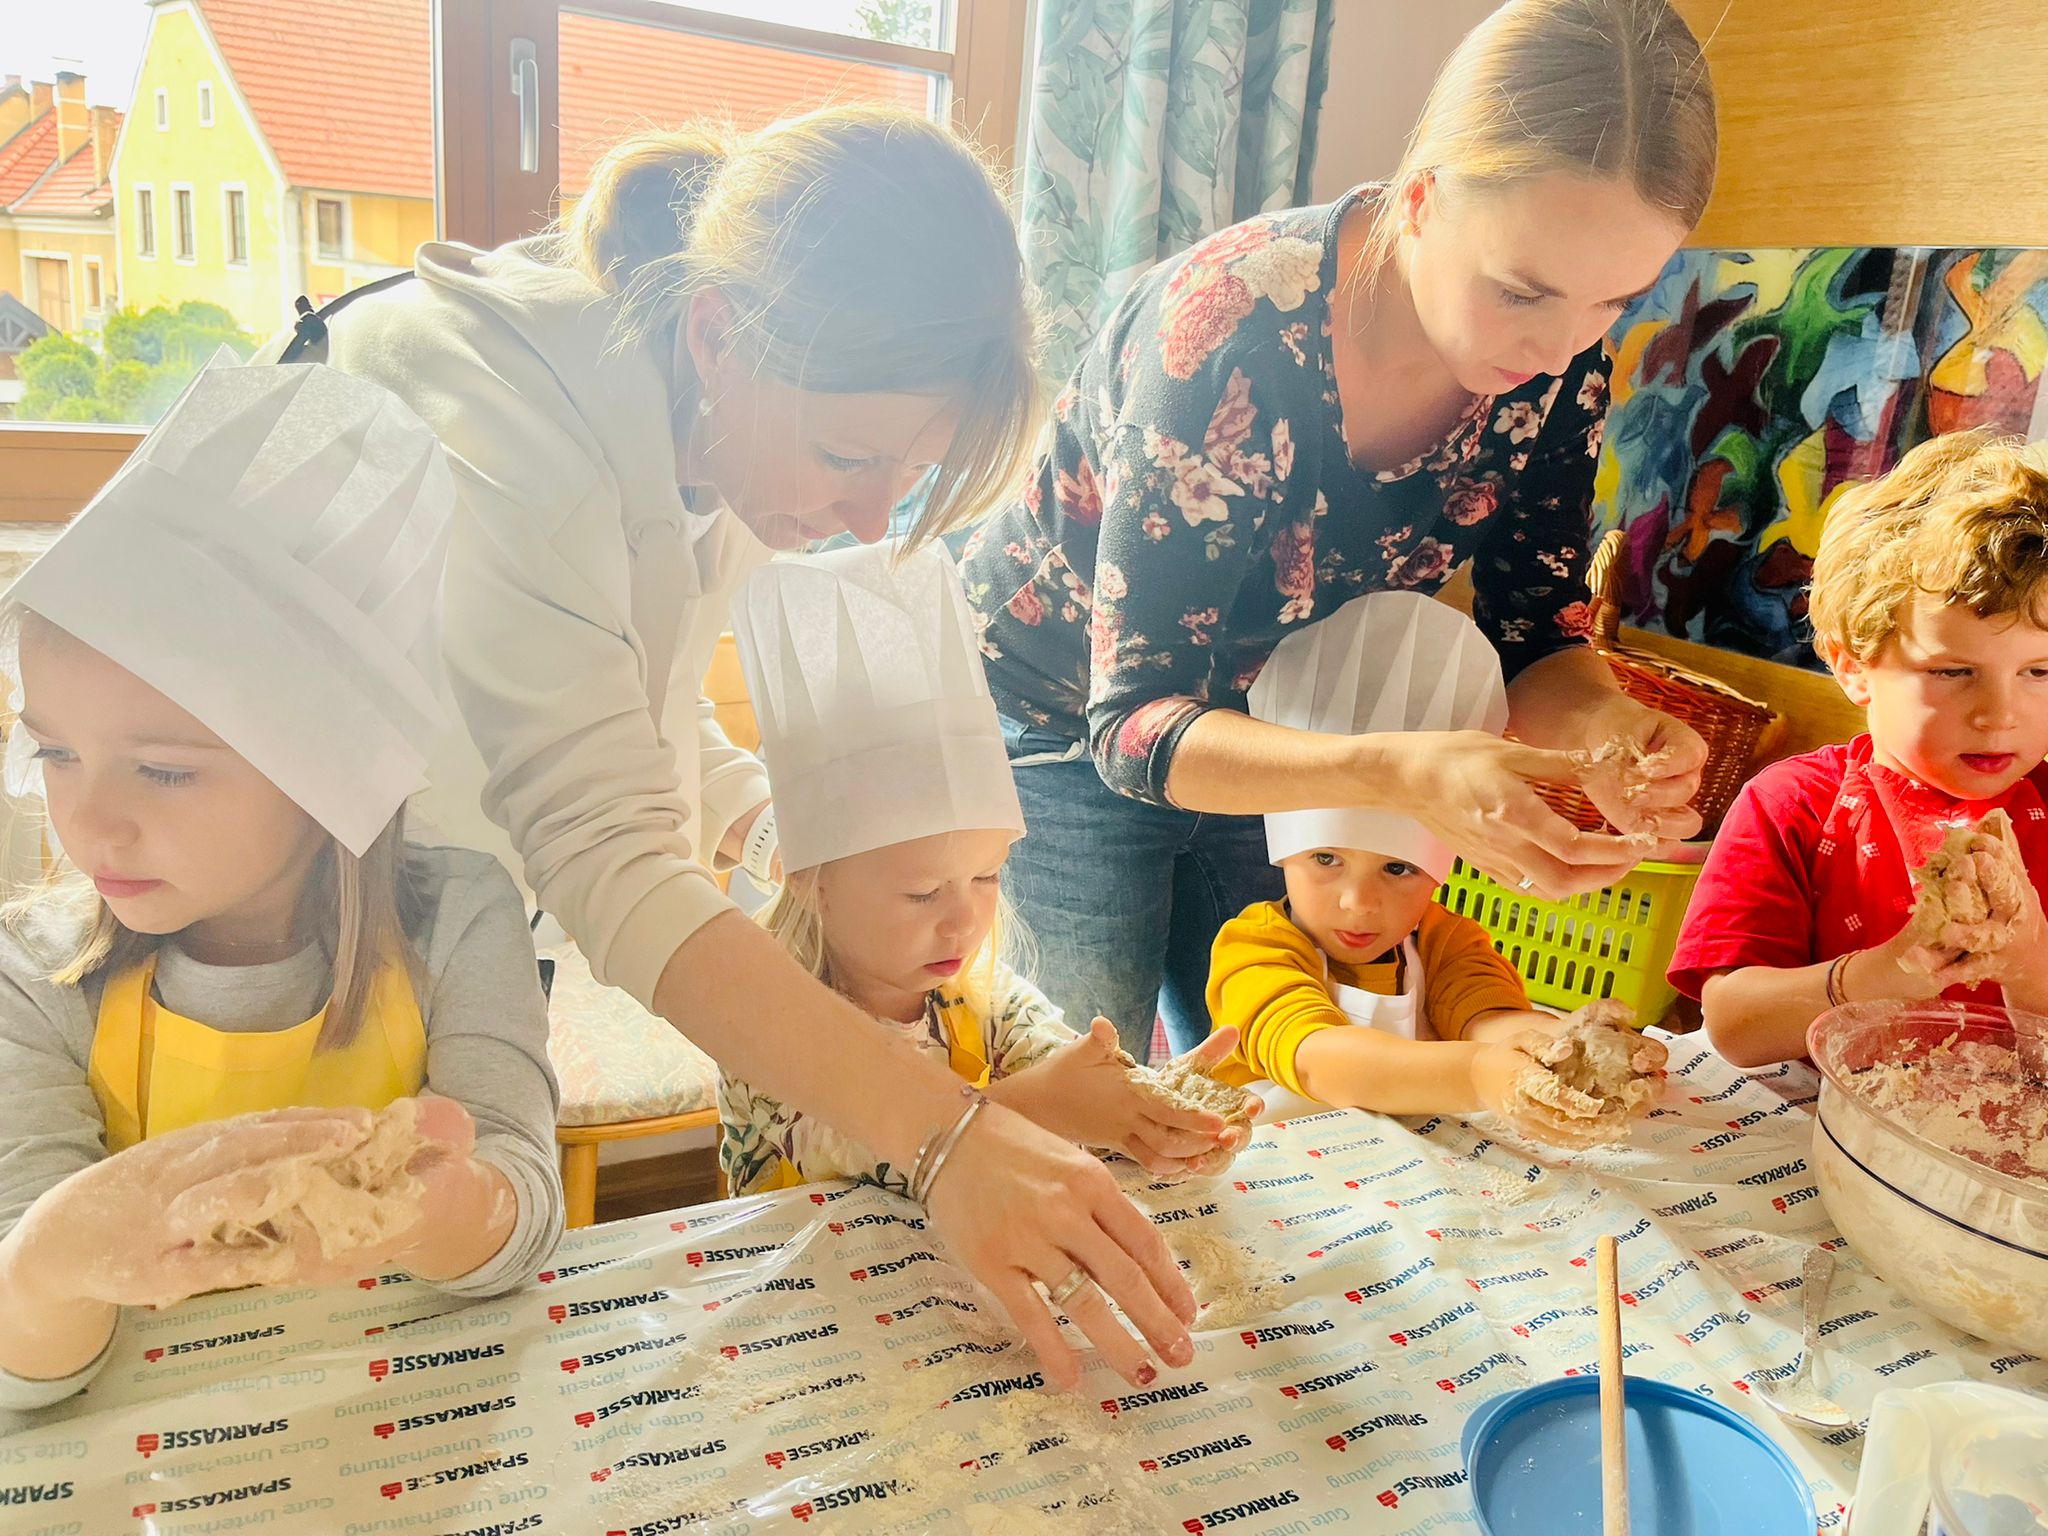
[1362,0,1718,278]
[562,104,1043,547]
[3,609,418,1051]
[757,863,1035,1021]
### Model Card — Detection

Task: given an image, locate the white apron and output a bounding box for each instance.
[1247,935,1428,1124]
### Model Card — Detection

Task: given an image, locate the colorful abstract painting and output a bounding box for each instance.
[1593,247,2048,665]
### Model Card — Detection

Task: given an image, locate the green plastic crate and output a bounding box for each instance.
[1434,856,1703,1022]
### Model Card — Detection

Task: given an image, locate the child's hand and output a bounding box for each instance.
[8,1106,378,1309]
[994,1020,1255,1179]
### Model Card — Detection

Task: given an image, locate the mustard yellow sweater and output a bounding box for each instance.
[1207,901,1528,1099]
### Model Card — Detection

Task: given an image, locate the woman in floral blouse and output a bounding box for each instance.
[961,0,1722,1057]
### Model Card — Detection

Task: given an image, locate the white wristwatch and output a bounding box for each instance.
[740,805,780,884]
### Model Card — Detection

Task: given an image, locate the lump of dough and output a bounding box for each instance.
[1125,1057,1258,1177]
[1901,811,2026,980]
[1508,1003,1660,1145]
[205,1099,429,1262]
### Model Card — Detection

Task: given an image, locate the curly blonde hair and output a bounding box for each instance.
[1809,429,2048,662]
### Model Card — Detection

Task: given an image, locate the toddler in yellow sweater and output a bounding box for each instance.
[1209,593,1599,1146]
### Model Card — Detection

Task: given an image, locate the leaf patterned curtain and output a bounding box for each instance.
[1021,0,1337,382]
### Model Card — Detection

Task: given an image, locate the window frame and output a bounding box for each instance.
[170,181,197,263]
[22,251,75,332]
[313,194,350,263]
[197,80,215,127]
[221,183,250,266]
[1,0,1038,515]
[83,255,105,312]
[134,184,157,260]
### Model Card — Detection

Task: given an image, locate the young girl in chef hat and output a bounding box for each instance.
[0,362,563,1413]
[1207,591,1665,1142]
[721,540,1254,1197]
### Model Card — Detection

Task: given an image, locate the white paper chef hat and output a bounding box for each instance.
[5,360,453,856]
[1249,591,1509,878]
[731,540,1024,872]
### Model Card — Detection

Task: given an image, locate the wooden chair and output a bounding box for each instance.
[557,1110,720,1229]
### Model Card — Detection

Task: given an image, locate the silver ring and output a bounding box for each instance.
[1046,1266,1092,1308]
[1516,876,1536,892]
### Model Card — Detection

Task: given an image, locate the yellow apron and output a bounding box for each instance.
[756,990,991,1193]
[89,952,427,1153]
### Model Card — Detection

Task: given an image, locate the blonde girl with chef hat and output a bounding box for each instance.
[1207,592,1664,1141]
[722,540,1253,1207]
[0,362,563,1414]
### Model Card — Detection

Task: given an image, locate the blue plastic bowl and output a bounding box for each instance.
[1460,1377,1814,1534]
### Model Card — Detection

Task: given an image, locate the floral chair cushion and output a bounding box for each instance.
[541,941,717,1126]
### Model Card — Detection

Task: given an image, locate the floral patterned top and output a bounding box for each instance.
[960,189,1611,806]
[717,964,1072,1199]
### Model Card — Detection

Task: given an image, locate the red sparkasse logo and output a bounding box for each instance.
[144,1348,164,1363]
[548,1305,567,1324]
[380,1483,402,1501]
[575,1411,595,1427]
[368,1359,390,1380]
[132,1504,158,1518]
[373,1423,396,1439]
[135,1433,161,1457]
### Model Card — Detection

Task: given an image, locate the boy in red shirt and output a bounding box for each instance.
[1670,430,2048,1066]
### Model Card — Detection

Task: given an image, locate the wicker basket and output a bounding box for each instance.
[1531,529,1777,837]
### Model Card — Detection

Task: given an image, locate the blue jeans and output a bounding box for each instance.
[1001,717,1284,1062]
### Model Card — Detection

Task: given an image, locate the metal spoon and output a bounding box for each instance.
[1759,1246,1855,1433]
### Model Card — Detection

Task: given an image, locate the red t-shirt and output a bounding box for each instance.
[1669,735,2048,1004]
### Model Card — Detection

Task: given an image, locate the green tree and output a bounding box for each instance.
[15,302,256,424]
[856,0,936,46]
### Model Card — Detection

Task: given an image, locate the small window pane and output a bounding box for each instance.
[136,188,156,259]
[226,190,248,264]
[315,199,345,260]
[173,188,195,260]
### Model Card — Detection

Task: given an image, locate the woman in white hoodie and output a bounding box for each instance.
[309,105,1197,1389]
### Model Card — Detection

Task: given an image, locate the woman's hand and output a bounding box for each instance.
[992,1020,1255,1179]
[1383,730,1651,898]
[920,1097,1198,1392]
[1574,695,1707,841]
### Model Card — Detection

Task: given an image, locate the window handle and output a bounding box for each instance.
[510,37,539,175]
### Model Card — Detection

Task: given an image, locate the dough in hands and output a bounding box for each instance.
[1507,1002,1662,1146]
[1901,811,2027,982]
[204,1099,429,1262]
[1125,1056,1258,1177]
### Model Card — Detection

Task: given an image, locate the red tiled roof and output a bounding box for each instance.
[13,134,117,218]
[556,12,933,196]
[196,0,435,199]
[0,115,59,206]
[187,0,930,203]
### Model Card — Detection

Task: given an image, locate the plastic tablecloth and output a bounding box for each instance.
[4,1034,2043,1535]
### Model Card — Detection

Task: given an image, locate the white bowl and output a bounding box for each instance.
[1808,1002,2048,1355]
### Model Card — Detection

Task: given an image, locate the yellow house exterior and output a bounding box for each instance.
[0,77,123,341]
[113,0,433,341]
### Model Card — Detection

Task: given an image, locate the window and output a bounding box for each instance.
[26,256,74,332]
[224,187,249,265]
[84,258,104,311]
[314,197,347,261]
[172,184,196,261]
[4,0,1029,452]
